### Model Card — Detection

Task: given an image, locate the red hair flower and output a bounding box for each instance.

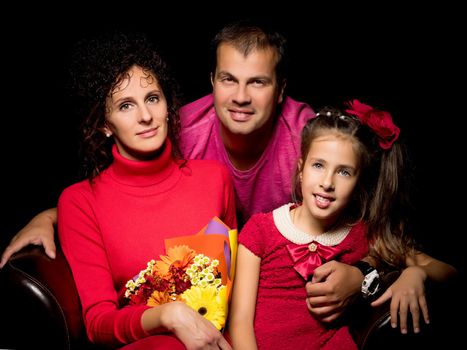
[345,99,400,150]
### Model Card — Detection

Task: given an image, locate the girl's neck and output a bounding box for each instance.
[291,205,342,236]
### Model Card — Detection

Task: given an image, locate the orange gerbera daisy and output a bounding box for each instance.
[147,290,180,306]
[154,245,196,276]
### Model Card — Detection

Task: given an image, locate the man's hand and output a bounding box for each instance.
[305,260,363,322]
[0,208,57,268]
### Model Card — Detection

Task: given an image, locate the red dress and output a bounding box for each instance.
[238,204,368,350]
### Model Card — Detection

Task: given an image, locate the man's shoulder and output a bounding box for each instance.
[281,96,315,122]
[180,94,216,129]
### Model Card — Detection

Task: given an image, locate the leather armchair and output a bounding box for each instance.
[0,245,456,350]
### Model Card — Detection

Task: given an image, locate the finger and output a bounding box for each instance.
[408,296,421,333]
[371,288,391,307]
[310,265,332,283]
[306,295,335,307]
[0,244,22,268]
[42,237,57,259]
[389,297,400,330]
[218,336,232,350]
[308,303,342,320]
[418,294,430,325]
[319,312,342,323]
[397,297,409,334]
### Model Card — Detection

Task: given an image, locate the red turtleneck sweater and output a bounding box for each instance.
[58,141,237,347]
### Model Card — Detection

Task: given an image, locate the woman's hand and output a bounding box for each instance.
[144,301,231,350]
[371,266,429,334]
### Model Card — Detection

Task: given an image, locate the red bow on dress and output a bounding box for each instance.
[286,242,341,280]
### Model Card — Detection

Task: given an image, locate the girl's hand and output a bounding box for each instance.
[371,266,429,334]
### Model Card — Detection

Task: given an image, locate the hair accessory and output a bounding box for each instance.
[345,99,400,150]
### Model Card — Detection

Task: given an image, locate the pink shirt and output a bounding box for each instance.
[180,94,315,225]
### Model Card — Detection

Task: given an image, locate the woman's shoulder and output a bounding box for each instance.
[59,178,93,202]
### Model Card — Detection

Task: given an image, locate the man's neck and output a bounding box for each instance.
[220,120,275,171]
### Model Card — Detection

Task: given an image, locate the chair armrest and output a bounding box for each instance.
[0,245,92,349]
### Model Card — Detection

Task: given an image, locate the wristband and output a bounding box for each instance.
[354,260,382,302]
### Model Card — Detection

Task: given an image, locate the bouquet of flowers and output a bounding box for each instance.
[123,217,237,331]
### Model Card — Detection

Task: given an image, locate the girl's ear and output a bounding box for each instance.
[297,159,303,181]
[210,72,214,87]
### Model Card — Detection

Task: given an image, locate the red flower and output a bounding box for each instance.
[345,99,400,150]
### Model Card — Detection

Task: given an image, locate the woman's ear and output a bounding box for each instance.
[101,126,112,138]
[210,72,214,87]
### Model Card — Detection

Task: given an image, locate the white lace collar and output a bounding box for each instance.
[272,203,350,246]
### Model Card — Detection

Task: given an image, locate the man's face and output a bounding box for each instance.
[212,43,284,136]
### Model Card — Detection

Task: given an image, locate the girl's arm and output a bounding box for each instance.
[0,208,58,268]
[372,251,457,334]
[228,244,261,350]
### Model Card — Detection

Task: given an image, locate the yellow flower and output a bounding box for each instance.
[181,285,227,330]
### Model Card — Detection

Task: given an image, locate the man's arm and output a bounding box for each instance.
[305,260,363,322]
[0,208,57,268]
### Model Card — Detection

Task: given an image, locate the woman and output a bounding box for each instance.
[56,32,235,349]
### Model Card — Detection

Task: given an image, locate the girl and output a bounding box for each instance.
[56,33,235,349]
[228,101,455,349]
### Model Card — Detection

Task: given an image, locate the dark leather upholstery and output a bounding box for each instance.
[0,245,100,350]
[0,245,457,350]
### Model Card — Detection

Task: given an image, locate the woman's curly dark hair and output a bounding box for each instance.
[69,31,183,181]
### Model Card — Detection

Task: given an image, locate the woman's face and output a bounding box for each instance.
[103,65,169,161]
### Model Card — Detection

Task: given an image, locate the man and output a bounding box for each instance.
[180,22,313,226]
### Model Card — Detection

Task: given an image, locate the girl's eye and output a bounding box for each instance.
[312,163,323,169]
[339,169,351,177]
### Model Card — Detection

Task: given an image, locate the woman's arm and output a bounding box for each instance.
[228,244,261,350]
[0,208,57,268]
[142,301,231,349]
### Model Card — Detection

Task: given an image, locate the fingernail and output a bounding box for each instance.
[391,323,397,328]
[414,327,420,333]
[401,329,407,334]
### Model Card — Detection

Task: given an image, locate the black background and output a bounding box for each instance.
[2,5,464,279]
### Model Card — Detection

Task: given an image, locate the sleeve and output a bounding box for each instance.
[238,214,268,258]
[219,164,238,231]
[57,185,151,346]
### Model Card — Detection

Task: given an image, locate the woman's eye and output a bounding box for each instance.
[148,95,159,103]
[120,103,131,111]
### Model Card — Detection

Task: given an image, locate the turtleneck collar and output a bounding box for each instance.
[108,139,178,187]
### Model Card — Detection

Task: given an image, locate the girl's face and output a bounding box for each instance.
[299,133,360,228]
[103,65,169,161]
